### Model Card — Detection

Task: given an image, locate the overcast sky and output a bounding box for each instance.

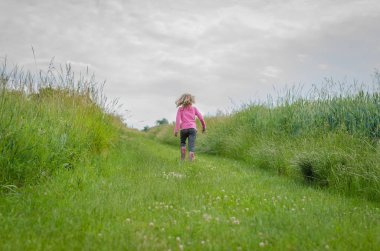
[1,0,380,129]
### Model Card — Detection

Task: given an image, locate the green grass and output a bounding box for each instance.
[150,80,380,202]
[0,61,121,188]
[1,61,379,250]
[1,130,379,250]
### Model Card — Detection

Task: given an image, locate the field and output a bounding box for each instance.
[150,79,380,202]
[1,130,380,250]
[0,63,379,250]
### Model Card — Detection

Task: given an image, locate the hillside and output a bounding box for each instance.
[1,64,379,250]
[149,81,380,202]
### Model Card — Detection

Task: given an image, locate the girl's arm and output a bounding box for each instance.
[194,107,206,131]
[174,108,181,134]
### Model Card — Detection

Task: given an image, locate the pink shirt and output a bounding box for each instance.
[174,105,206,133]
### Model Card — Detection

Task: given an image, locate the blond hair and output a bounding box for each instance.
[175,93,195,107]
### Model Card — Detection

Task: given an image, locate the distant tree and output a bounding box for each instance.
[142,126,150,132]
[156,118,169,126]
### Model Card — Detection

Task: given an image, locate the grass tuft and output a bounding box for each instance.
[0,59,122,188]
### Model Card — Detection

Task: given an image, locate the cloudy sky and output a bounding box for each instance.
[1,0,380,128]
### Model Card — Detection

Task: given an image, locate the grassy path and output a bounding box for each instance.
[1,130,379,250]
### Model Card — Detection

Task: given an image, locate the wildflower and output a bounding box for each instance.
[176,236,181,242]
[163,171,185,179]
[149,222,154,227]
[230,216,240,225]
[125,218,131,223]
[259,242,265,247]
[203,213,212,222]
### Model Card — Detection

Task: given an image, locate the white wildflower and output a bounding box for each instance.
[203,213,212,222]
[230,216,240,225]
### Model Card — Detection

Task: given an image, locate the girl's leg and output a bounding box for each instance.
[188,129,197,161]
[180,129,189,160]
[189,152,195,161]
[181,146,186,160]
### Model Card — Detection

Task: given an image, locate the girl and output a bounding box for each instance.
[174,93,206,161]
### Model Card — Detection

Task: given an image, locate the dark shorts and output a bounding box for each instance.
[180,128,197,152]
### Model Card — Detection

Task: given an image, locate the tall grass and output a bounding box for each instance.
[151,77,380,201]
[0,59,122,189]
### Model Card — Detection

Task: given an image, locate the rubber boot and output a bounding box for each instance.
[181,146,186,161]
[189,151,195,161]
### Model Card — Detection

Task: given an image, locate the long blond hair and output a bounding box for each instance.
[175,93,195,107]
